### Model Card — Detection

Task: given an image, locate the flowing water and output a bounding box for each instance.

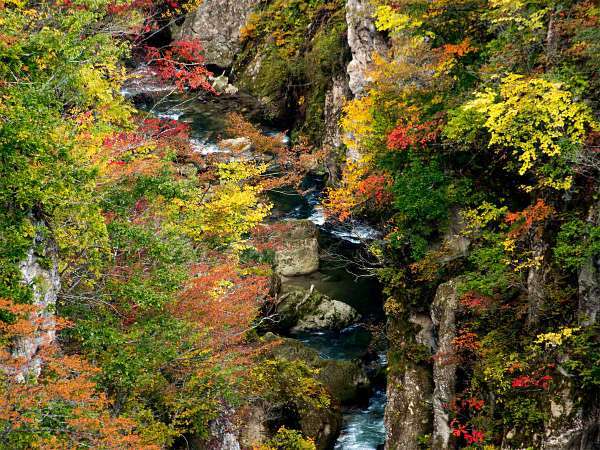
[127,86,387,449]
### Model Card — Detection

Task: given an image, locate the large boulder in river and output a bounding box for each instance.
[276,285,360,332]
[275,220,320,277]
[172,0,258,68]
[268,335,371,404]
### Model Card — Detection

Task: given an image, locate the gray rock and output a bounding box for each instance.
[274,220,320,277]
[323,73,351,150]
[238,404,269,448]
[268,335,370,404]
[430,280,460,450]
[527,229,549,327]
[579,200,600,326]
[294,297,360,332]
[211,74,230,93]
[385,364,433,450]
[323,73,352,183]
[223,84,239,96]
[195,408,241,450]
[218,137,253,153]
[173,0,259,67]
[6,226,60,382]
[276,285,360,332]
[440,210,471,263]
[385,310,434,450]
[345,0,388,96]
[536,379,600,450]
[210,74,239,95]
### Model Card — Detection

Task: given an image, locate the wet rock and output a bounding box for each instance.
[345,0,389,96]
[274,220,320,277]
[268,335,371,405]
[275,285,361,332]
[172,0,258,68]
[218,137,253,153]
[430,280,459,450]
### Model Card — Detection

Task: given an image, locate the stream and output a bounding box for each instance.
[127,85,387,449]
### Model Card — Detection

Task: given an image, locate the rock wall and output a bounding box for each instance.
[579,200,600,326]
[430,280,459,450]
[323,73,352,183]
[345,0,388,96]
[8,228,60,382]
[173,0,259,68]
[385,313,434,450]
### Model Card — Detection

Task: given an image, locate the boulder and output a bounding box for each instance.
[210,74,240,96]
[172,0,259,68]
[299,407,343,450]
[268,335,371,405]
[218,137,253,153]
[274,220,320,277]
[275,285,360,332]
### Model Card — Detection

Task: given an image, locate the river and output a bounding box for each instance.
[127,85,387,449]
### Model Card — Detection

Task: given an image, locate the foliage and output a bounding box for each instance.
[553,218,600,271]
[445,74,596,190]
[237,0,347,141]
[256,426,316,450]
[324,0,600,446]
[144,40,215,92]
[0,299,153,449]
[0,0,312,447]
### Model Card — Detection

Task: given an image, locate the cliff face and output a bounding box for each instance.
[579,200,600,327]
[385,312,434,450]
[344,0,388,96]
[8,226,60,382]
[430,280,459,450]
[173,0,259,68]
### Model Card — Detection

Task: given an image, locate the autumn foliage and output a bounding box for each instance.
[0,299,153,449]
[144,40,215,92]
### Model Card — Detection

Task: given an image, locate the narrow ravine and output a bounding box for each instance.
[128,83,388,448]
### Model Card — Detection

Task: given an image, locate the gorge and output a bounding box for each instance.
[1,1,599,450]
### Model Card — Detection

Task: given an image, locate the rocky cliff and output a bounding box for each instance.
[345,0,388,96]
[173,0,259,68]
[5,225,60,382]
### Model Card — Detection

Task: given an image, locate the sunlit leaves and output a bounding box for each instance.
[446,74,597,189]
